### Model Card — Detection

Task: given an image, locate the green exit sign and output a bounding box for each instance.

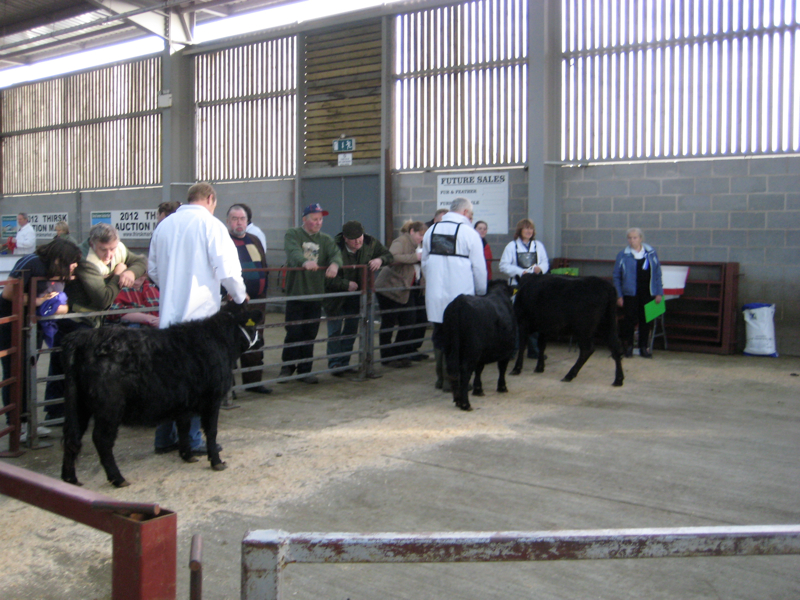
[333,138,355,152]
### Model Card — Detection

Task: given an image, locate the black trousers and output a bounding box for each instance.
[620,293,653,349]
[377,293,419,360]
[281,300,322,374]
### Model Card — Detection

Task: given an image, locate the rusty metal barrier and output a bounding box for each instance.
[0,276,25,457]
[0,460,177,600]
[241,526,800,600]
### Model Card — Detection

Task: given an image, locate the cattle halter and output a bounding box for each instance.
[239,325,259,349]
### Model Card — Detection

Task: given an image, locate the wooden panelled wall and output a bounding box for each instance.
[304,20,383,167]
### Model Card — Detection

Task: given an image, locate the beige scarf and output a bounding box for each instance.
[85,240,129,277]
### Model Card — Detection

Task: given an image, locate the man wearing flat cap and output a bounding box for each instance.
[279,203,343,384]
[323,221,393,375]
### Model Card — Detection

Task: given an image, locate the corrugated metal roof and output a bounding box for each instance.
[0,0,302,71]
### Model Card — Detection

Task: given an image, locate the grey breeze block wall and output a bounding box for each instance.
[0,179,296,269]
[559,156,800,357]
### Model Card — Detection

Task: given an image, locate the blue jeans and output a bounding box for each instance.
[154,416,204,450]
[326,312,359,369]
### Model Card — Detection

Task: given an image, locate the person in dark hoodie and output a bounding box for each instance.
[323,220,393,375]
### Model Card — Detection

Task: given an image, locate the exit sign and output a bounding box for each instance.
[333,138,356,152]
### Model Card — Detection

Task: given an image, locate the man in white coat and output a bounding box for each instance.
[148,182,248,454]
[12,213,36,255]
[421,197,487,391]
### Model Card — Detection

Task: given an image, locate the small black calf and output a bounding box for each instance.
[511,274,624,386]
[443,280,517,410]
[61,303,261,487]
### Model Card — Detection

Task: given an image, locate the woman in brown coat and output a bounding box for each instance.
[374,221,427,367]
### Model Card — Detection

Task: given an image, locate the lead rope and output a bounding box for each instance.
[239,325,259,349]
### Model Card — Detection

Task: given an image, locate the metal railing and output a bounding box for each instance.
[12,266,430,447]
[242,525,800,600]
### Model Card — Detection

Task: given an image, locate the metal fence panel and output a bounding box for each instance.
[393,0,528,170]
[562,0,800,162]
[1,57,161,194]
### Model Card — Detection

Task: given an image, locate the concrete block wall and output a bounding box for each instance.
[214,178,295,269]
[559,156,800,356]
[0,179,296,268]
[0,188,162,251]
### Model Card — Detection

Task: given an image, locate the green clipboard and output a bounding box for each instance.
[644,299,666,322]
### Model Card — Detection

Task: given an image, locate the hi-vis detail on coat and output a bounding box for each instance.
[429,223,469,258]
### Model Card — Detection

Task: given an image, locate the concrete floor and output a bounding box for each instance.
[1,326,800,599]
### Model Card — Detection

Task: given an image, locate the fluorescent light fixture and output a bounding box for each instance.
[0,36,164,89]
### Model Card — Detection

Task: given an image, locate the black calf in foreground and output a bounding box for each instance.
[443,280,517,411]
[61,303,261,487]
[511,274,624,387]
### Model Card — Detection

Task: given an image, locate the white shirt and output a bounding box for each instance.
[498,238,549,285]
[421,212,487,323]
[148,204,247,328]
[13,223,36,255]
[246,223,267,253]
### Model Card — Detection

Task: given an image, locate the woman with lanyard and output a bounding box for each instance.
[499,218,549,288]
[499,218,549,359]
[612,227,663,358]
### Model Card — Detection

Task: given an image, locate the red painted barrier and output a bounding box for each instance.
[0,276,24,458]
[0,461,177,600]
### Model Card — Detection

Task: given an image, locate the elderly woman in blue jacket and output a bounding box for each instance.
[613,228,663,358]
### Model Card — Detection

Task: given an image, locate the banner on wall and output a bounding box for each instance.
[436,171,509,234]
[1,213,69,238]
[91,209,158,239]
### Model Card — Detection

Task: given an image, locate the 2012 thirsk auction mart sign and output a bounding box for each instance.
[91,210,158,239]
[436,171,509,234]
[1,213,69,238]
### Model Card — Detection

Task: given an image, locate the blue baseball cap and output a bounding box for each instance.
[302,203,329,217]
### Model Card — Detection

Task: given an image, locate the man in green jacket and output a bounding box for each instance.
[279,204,343,384]
[323,221,393,375]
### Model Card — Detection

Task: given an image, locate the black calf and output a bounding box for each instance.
[443,280,517,410]
[511,275,624,387]
[61,303,261,487]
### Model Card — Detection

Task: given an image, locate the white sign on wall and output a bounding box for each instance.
[90,209,158,239]
[436,171,509,234]
[1,213,69,238]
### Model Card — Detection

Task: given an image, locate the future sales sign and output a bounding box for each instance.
[90,209,158,239]
[436,171,509,233]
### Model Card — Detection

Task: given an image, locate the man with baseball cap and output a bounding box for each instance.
[323,220,393,374]
[279,203,343,384]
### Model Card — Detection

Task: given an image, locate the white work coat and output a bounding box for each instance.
[421,212,487,323]
[498,238,550,285]
[148,204,247,328]
[13,223,36,255]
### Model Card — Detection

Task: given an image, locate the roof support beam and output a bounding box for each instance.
[87,0,194,50]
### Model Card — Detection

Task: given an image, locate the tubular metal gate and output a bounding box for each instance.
[14,265,430,448]
[242,525,800,600]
